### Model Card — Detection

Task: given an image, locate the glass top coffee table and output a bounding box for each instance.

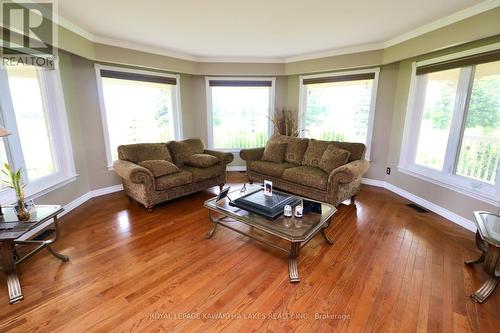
[204,184,337,282]
[464,211,500,303]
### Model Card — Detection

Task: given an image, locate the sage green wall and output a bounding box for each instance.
[23,8,500,227]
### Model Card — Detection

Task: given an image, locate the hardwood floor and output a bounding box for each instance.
[0,172,498,332]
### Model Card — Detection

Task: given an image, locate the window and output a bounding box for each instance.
[206,77,275,150]
[401,49,500,202]
[96,66,182,165]
[0,64,75,199]
[299,69,379,158]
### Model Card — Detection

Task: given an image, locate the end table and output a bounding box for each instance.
[0,205,68,304]
[464,211,500,303]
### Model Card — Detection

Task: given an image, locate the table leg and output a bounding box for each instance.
[289,242,301,283]
[321,218,334,245]
[465,231,486,265]
[45,216,69,261]
[471,246,500,304]
[205,211,218,239]
[0,242,23,304]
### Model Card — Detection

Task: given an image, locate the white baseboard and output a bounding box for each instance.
[362,178,476,232]
[60,184,124,218]
[227,166,246,171]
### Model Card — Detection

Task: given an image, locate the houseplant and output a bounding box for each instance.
[2,163,29,220]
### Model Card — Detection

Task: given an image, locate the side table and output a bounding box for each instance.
[0,205,68,304]
[464,211,500,303]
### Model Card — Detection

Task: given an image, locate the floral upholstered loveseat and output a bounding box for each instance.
[240,134,369,206]
[113,139,233,211]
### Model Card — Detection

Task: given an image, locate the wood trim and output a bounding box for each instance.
[416,49,500,75]
[302,73,375,85]
[99,70,177,85]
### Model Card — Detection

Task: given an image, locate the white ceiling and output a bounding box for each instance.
[58,0,494,62]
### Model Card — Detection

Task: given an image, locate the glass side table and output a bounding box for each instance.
[464,211,500,303]
[0,205,68,304]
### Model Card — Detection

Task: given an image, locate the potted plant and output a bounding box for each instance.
[2,163,29,220]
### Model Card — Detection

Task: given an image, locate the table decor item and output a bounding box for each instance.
[2,163,29,220]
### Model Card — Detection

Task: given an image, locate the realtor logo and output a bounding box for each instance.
[1,0,57,67]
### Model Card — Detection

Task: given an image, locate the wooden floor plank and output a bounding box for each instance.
[0,172,498,332]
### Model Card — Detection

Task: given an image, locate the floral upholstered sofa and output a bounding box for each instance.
[240,134,369,206]
[113,139,233,211]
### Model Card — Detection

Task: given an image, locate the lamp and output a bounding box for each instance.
[0,125,11,216]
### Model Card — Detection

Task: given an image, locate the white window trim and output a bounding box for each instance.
[0,65,77,204]
[298,68,380,160]
[95,64,182,168]
[399,45,500,205]
[205,76,276,151]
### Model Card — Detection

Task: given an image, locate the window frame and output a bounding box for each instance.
[399,44,500,205]
[95,64,183,168]
[205,76,276,152]
[0,64,76,204]
[298,68,380,160]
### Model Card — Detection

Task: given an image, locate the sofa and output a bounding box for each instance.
[113,139,233,211]
[240,134,369,206]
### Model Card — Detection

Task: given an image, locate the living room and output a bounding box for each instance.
[0,0,499,331]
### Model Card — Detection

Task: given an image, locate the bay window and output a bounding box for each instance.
[96,65,182,166]
[400,50,500,202]
[299,69,379,159]
[0,64,75,199]
[206,77,275,150]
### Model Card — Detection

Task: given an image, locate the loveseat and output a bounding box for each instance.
[240,134,369,206]
[113,139,233,211]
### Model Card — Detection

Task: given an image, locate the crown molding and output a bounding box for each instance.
[383,0,500,48]
[55,0,500,64]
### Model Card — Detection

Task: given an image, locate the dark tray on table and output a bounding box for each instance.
[232,188,301,219]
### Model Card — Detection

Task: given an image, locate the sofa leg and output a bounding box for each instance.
[219,184,224,192]
[350,195,357,205]
[249,180,253,184]
[145,205,154,212]
[127,196,133,202]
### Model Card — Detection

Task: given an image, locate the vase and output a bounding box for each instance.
[16,195,30,221]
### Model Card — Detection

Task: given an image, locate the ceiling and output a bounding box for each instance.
[57,0,493,62]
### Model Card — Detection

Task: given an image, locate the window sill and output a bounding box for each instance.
[397,165,498,206]
[0,173,78,205]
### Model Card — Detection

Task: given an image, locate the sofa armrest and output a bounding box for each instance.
[204,149,234,165]
[240,147,265,161]
[328,159,370,185]
[113,160,155,185]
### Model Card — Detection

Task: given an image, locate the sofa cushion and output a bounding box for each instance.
[185,154,220,168]
[167,139,205,166]
[331,141,365,162]
[155,170,193,191]
[138,160,179,177]
[250,161,296,178]
[182,165,222,182]
[118,143,171,163]
[268,134,309,164]
[302,139,331,167]
[319,145,350,173]
[262,142,287,163]
[282,166,329,190]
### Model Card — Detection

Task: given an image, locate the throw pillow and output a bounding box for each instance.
[167,139,204,166]
[302,139,330,167]
[262,142,287,163]
[185,154,220,168]
[319,145,351,173]
[138,160,180,177]
[285,137,309,164]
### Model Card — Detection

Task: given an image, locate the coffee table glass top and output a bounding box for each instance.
[204,184,336,242]
[473,211,500,247]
